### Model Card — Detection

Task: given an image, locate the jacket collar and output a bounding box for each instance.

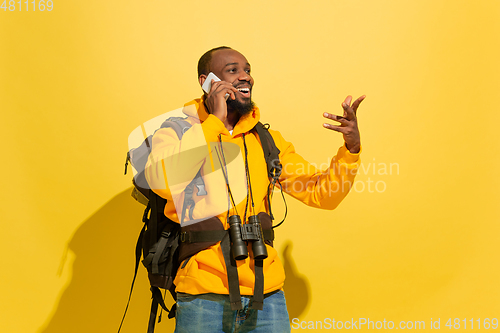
[183,95,260,137]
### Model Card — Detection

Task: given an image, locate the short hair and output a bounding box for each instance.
[197,46,232,77]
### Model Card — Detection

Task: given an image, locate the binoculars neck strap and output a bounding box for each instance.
[220,232,265,311]
[221,232,242,310]
[253,259,264,310]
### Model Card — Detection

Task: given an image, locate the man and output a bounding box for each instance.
[145,46,365,333]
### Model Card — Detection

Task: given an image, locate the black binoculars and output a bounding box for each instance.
[228,215,268,260]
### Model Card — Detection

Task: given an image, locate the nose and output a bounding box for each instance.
[238,71,251,82]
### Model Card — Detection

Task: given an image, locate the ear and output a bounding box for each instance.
[199,74,207,88]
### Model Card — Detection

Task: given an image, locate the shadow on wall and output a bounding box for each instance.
[39,189,310,333]
[39,188,176,333]
[282,241,311,320]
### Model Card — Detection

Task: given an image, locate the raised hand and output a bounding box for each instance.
[323,95,365,154]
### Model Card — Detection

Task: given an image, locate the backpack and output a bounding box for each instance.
[119,116,283,333]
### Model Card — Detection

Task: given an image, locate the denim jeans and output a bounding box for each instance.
[174,290,291,333]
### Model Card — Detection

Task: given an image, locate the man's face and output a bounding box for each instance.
[208,49,255,115]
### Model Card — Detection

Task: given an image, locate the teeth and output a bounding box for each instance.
[238,88,250,93]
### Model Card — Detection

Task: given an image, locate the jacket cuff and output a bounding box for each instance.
[338,144,362,164]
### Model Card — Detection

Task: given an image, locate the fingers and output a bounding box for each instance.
[342,101,356,120]
[351,95,366,114]
[323,123,347,133]
[210,80,238,100]
[323,112,349,125]
[342,95,365,119]
[343,95,352,106]
[323,112,349,133]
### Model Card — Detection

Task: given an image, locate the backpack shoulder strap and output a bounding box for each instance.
[125,116,195,204]
[158,117,208,223]
[253,122,282,182]
[253,122,287,226]
[125,117,191,176]
[160,117,192,139]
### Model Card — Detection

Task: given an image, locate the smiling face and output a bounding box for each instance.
[205,49,255,115]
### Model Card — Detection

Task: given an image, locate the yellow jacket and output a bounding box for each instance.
[145,96,361,295]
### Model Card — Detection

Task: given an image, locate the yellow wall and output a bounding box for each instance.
[1,1,499,332]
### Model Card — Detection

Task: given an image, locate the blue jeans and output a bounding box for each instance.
[174,290,291,333]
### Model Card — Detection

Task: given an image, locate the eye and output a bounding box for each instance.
[245,69,251,74]
[228,68,237,73]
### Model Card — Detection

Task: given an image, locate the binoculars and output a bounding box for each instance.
[228,215,268,260]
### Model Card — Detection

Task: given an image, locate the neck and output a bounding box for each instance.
[203,100,241,131]
[224,109,241,131]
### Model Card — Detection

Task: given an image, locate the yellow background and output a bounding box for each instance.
[1,0,499,332]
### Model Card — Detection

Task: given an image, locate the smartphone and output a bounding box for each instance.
[202,72,221,94]
[202,72,229,99]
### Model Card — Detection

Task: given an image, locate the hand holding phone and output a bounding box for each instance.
[202,72,229,100]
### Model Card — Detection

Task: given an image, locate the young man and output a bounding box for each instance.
[145,46,365,333]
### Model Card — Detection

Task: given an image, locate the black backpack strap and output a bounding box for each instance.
[161,118,207,225]
[124,151,130,175]
[253,122,282,181]
[117,223,146,333]
[159,117,192,138]
[253,122,283,221]
[147,296,158,333]
[147,286,171,333]
[180,230,227,243]
[179,229,273,244]
[142,193,163,267]
[180,169,207,223]
[150,230,171,275]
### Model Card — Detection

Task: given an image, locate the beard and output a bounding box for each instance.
[227,97,255,116]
